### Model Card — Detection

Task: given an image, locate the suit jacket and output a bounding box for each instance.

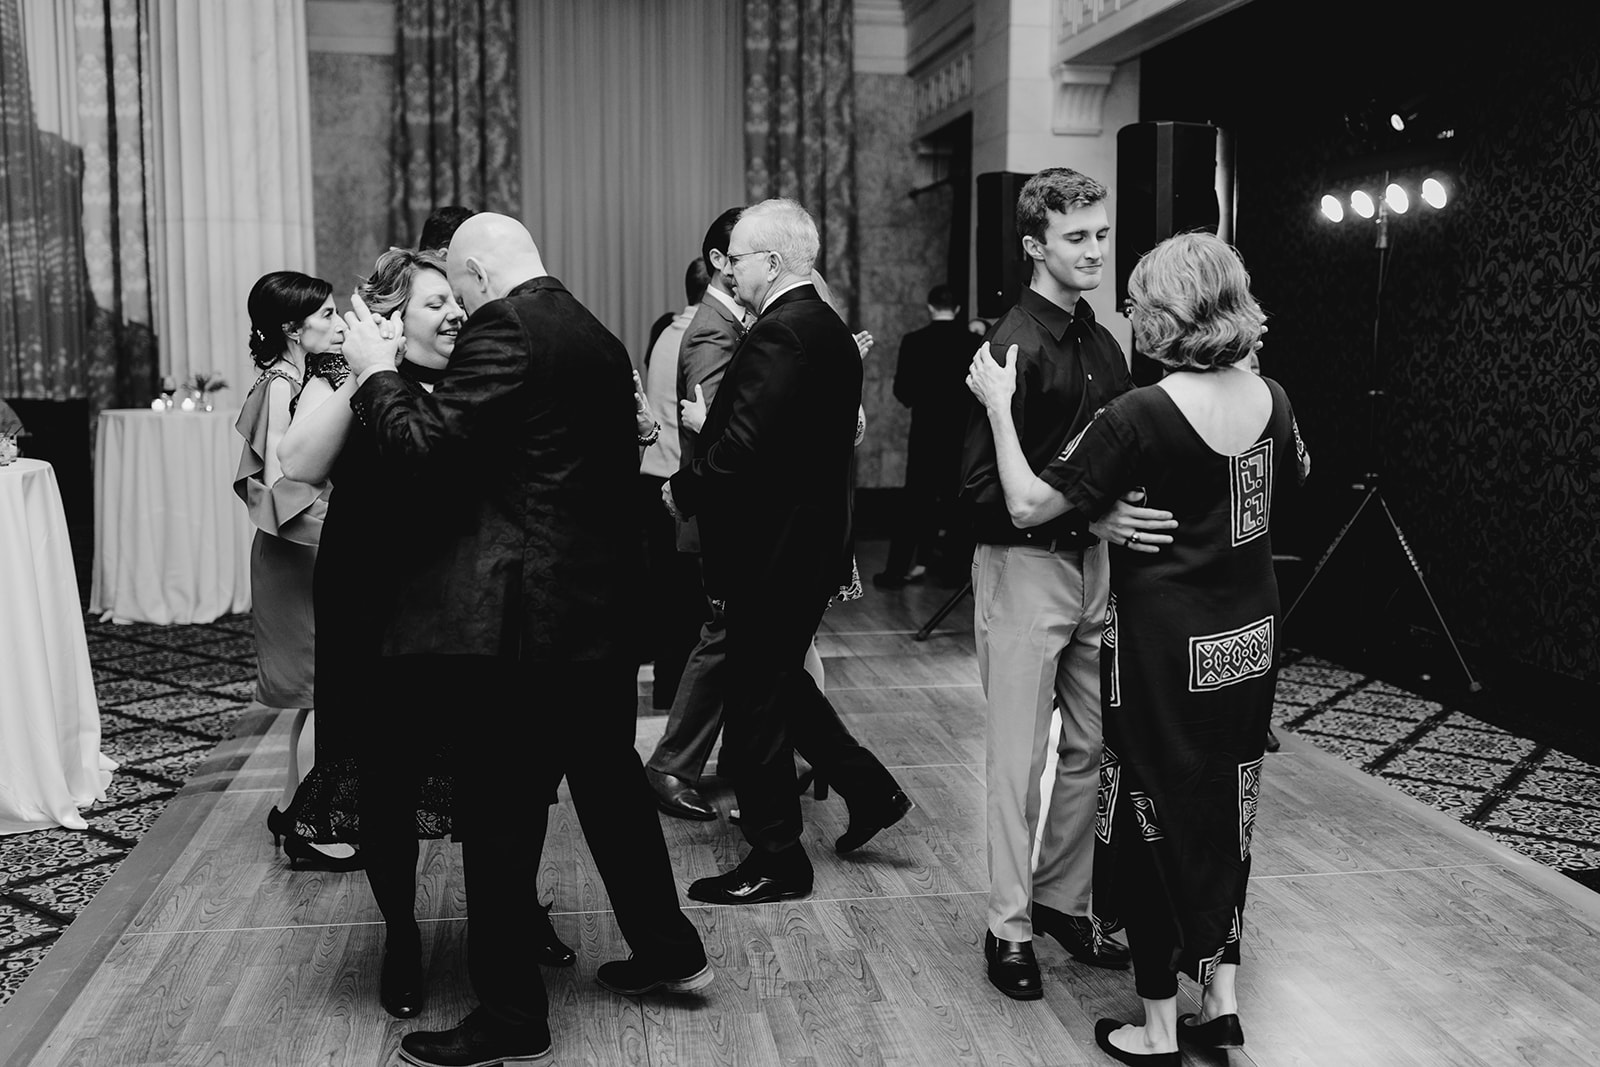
[673,291,746,552]
[670,284,860,606]
[350,275,644,664]
[891,317,977,494]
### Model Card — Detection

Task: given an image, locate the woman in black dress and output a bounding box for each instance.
[967,232,1309,1065]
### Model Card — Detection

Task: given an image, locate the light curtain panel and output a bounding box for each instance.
[517,0,745,363]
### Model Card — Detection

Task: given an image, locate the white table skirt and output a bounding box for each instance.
[90,409,253,625]
[0,459,117,834]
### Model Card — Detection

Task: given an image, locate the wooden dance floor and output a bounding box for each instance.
[4,591,1600,1066]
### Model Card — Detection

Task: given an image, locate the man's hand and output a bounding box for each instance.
[680,383,707,433]
[661,480,681,519]
[633,369,657,437]
[1089,489,1178,554]
[966,342,1017,413]
[340,292,405,377]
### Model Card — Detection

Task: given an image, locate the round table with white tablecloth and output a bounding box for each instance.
[0,458,117,834]
[89,408,253,625]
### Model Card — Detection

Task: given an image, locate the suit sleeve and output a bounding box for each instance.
[892,335,917,408]
[678,317,734,409]
[349,301,526,472]
[671,322,803,517]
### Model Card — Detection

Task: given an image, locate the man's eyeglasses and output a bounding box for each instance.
[724,249,775,265]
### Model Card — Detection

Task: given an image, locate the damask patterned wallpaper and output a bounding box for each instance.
[1141,4,1600,682]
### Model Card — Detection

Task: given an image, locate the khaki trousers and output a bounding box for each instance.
[973,541,1109,942]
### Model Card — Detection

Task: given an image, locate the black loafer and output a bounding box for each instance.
[647,770,717,821]
[1093,1019,1178,1065]
[1033,902,1130,969]
[1177,1012,1245,1048]
[399,1008,552,1066]
[835,790,914,854]
[983,931,1042,1000]
[686,862,812,906]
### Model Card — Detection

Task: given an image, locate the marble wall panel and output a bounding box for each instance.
[309,52,395,301]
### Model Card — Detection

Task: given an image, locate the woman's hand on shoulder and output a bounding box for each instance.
[966,342,1018,413]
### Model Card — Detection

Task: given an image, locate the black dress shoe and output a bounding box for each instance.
[871,570,910,589]
[1177,1011,1245,1048]
[535,901,575,967]
[835,789,914,854]
[596,954,714,995]
[686,859,812,906]
[647,770,717,821]
[1033,902,1130,969]
[399,1008,552,1066]
[380,932,425,1020]
[1093,1019,1178,1064]
[983,931,1042,1000]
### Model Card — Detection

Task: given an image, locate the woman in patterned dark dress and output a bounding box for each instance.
[967,232,1309,1065]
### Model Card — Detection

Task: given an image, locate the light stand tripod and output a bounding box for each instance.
[1283,185,1481,692]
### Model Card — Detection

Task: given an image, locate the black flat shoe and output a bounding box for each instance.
[1093,1019,1178,1065]
[1178,1011,1245,1048]
[1033,902,1130,969]
[282,832,363,872]
[983,931,1042,1000]
[835,789,914,854]
[381,933,425,1019]
[536,902,575,967]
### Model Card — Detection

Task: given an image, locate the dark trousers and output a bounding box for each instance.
[721,592,899,871]
[401,655,703,1028]
[1118,833,1244,1000]
[639,476,705,706]
[646,557,726,783]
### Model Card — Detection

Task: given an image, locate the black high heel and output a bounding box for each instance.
[380,930,425,1019]
[268,807,362,872]
[536,901,576,967]
[795,767,830,800]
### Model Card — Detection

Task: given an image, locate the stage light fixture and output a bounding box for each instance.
[1421,176,1448,209]
[1350,190,1376,219]
[1320,194,1345,223]
[1385,182,1410,214]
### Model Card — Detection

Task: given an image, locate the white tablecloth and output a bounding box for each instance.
[89,408,253,624]
[0,459,117,834]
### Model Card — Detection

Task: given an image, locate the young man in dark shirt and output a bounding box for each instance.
[958,167,1176,1000]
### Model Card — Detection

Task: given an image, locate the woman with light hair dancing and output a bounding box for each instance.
[967,231,1309,1064]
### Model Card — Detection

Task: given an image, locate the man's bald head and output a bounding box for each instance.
[446,212,547,315]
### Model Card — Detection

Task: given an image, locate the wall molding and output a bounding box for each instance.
[1052,62,1116,135]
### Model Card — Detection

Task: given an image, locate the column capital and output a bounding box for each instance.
[1051,62,1116,135]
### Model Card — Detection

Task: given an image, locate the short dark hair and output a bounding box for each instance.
[684,257,710,305]
[701,206,744,268]
[247,271,333,369]
[1015,168,1107,244]
[927,284,958,310]
[418,205,476,252]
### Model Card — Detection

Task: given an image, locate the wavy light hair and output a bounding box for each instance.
[1127,232,1265,371]
[737,198,819,277]
[357,247,448,318]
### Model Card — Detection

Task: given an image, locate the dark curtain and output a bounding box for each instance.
[743,0,858,321]
[388,0,520,248]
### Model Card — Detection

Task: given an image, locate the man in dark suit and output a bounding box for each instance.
[644,207,748,821]
[664,198,913,905]
[338,212,709,1067]
[876,283,978,588]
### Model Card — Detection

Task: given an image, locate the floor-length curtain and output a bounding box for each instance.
[518,0,745,362]
[146,0,316,409]
[1,0,90,401]
[744,0,857,322]
[75,0,157,416]
[389,0,519,248]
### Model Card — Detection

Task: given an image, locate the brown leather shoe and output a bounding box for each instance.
[647,769,716,821]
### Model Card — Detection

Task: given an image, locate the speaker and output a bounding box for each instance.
[1115,121,1232,308]
[975,171,1033,318]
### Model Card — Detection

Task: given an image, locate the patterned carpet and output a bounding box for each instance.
[3,618,1599,1010]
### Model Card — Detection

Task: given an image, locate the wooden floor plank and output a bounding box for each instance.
[5,586,1600,1066]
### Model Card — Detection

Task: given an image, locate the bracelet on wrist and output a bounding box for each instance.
[637,421,662,446]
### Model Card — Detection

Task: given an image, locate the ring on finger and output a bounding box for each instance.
[1130,531,1142,545]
